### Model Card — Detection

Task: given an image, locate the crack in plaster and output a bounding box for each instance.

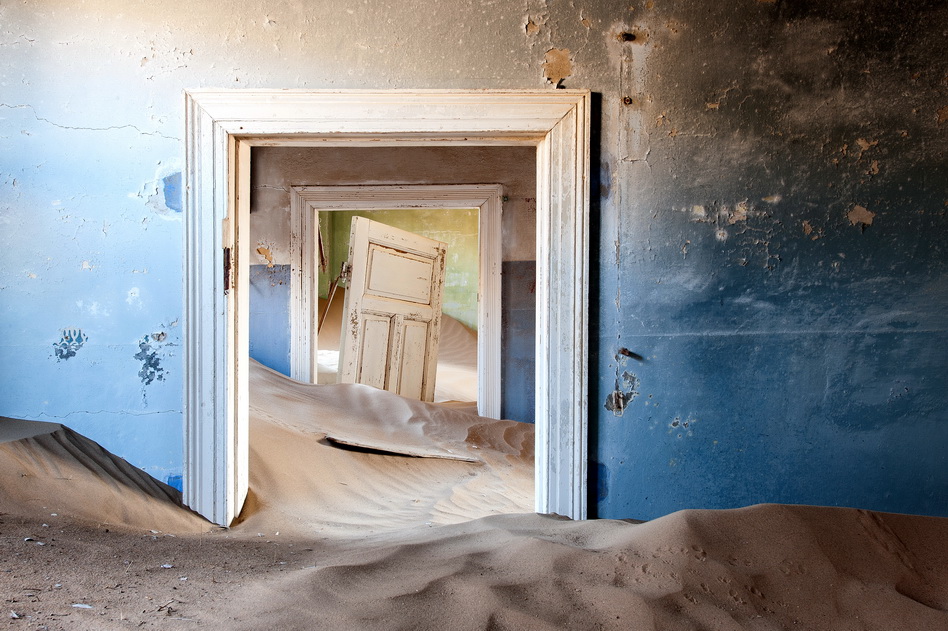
[0,104,179,141]
[0,35,35,46]
[36,409,179,420]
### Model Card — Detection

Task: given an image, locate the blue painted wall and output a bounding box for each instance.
[589,1,948,519]
[502,261,536,424]
[0,0,944,520]
[249,265,291,377]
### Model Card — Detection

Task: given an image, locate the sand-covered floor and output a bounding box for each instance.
[2,362,947,630]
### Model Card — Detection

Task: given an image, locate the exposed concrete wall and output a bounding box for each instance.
[1,0,944,517]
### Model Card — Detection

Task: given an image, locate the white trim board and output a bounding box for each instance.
[184,89,590,526]
[288,184,503,419]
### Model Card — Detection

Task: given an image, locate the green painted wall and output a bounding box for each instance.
[323,209,480,331]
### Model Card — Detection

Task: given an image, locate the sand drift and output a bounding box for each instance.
[1,362,947,629]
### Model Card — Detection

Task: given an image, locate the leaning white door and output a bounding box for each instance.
[338,216,447,402]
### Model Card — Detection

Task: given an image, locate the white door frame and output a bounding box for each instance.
[184,89,590,526]
[288,184,503,419]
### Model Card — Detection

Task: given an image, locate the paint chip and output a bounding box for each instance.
[542,48,572,87]
[727,201,750,224]
[525,18,539,35]
[256,246,275,268]
[854,138,878,158]
[847,205,875,228]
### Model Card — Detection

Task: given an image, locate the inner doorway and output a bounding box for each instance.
[281,181,508,419]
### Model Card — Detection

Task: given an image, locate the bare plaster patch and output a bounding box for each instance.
[256,246,275,268]
[848,204,876,229]
[136,159,183,221]
[543,48,572,87]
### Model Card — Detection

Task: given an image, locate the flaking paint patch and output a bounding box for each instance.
[605,371,639,416]
[134,333,166,386]
[848,204,876,229]
[53,328,87,361]
[802,220,824,240]
[543,48,572,87]
[256,246,275,268]
[138,160,183,220]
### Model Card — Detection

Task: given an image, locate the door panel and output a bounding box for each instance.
[397,319,430,399]
[366,247,433,304]
[356,314,394,389]
[339,217,447,402]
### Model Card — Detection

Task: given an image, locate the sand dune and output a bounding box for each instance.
[235,360,533,535]
[0,417,209,533]
[1,365,947,630]
[230,506,948,630]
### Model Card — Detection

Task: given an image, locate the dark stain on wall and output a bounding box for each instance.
[595,0,948,520]
[593,460,610,502]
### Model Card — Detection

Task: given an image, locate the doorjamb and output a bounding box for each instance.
[288,184,503,419]
[184,89,590,526]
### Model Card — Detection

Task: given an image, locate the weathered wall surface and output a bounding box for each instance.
[1,0,944,517]
[250,146,537,264]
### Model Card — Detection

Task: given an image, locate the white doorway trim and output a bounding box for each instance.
[288,184,504,419]
[184,89,590,526]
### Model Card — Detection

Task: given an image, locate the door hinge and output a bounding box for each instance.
[223,247,232,294]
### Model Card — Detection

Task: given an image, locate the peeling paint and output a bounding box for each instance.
[542,48,572,87]
[139,161,184,220]
[802,220,824,240]
[605,372,639,416]
[256,246,275,268]
[848,204,876,229]
[161,172,182,213]
[134,334,166,386]
[53,328,86,361]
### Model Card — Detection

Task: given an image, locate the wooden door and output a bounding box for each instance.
[338,217,447,402]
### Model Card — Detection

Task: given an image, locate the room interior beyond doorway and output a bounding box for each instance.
[248,146,538,424]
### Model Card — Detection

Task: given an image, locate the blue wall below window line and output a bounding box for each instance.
[249,265,293,377]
